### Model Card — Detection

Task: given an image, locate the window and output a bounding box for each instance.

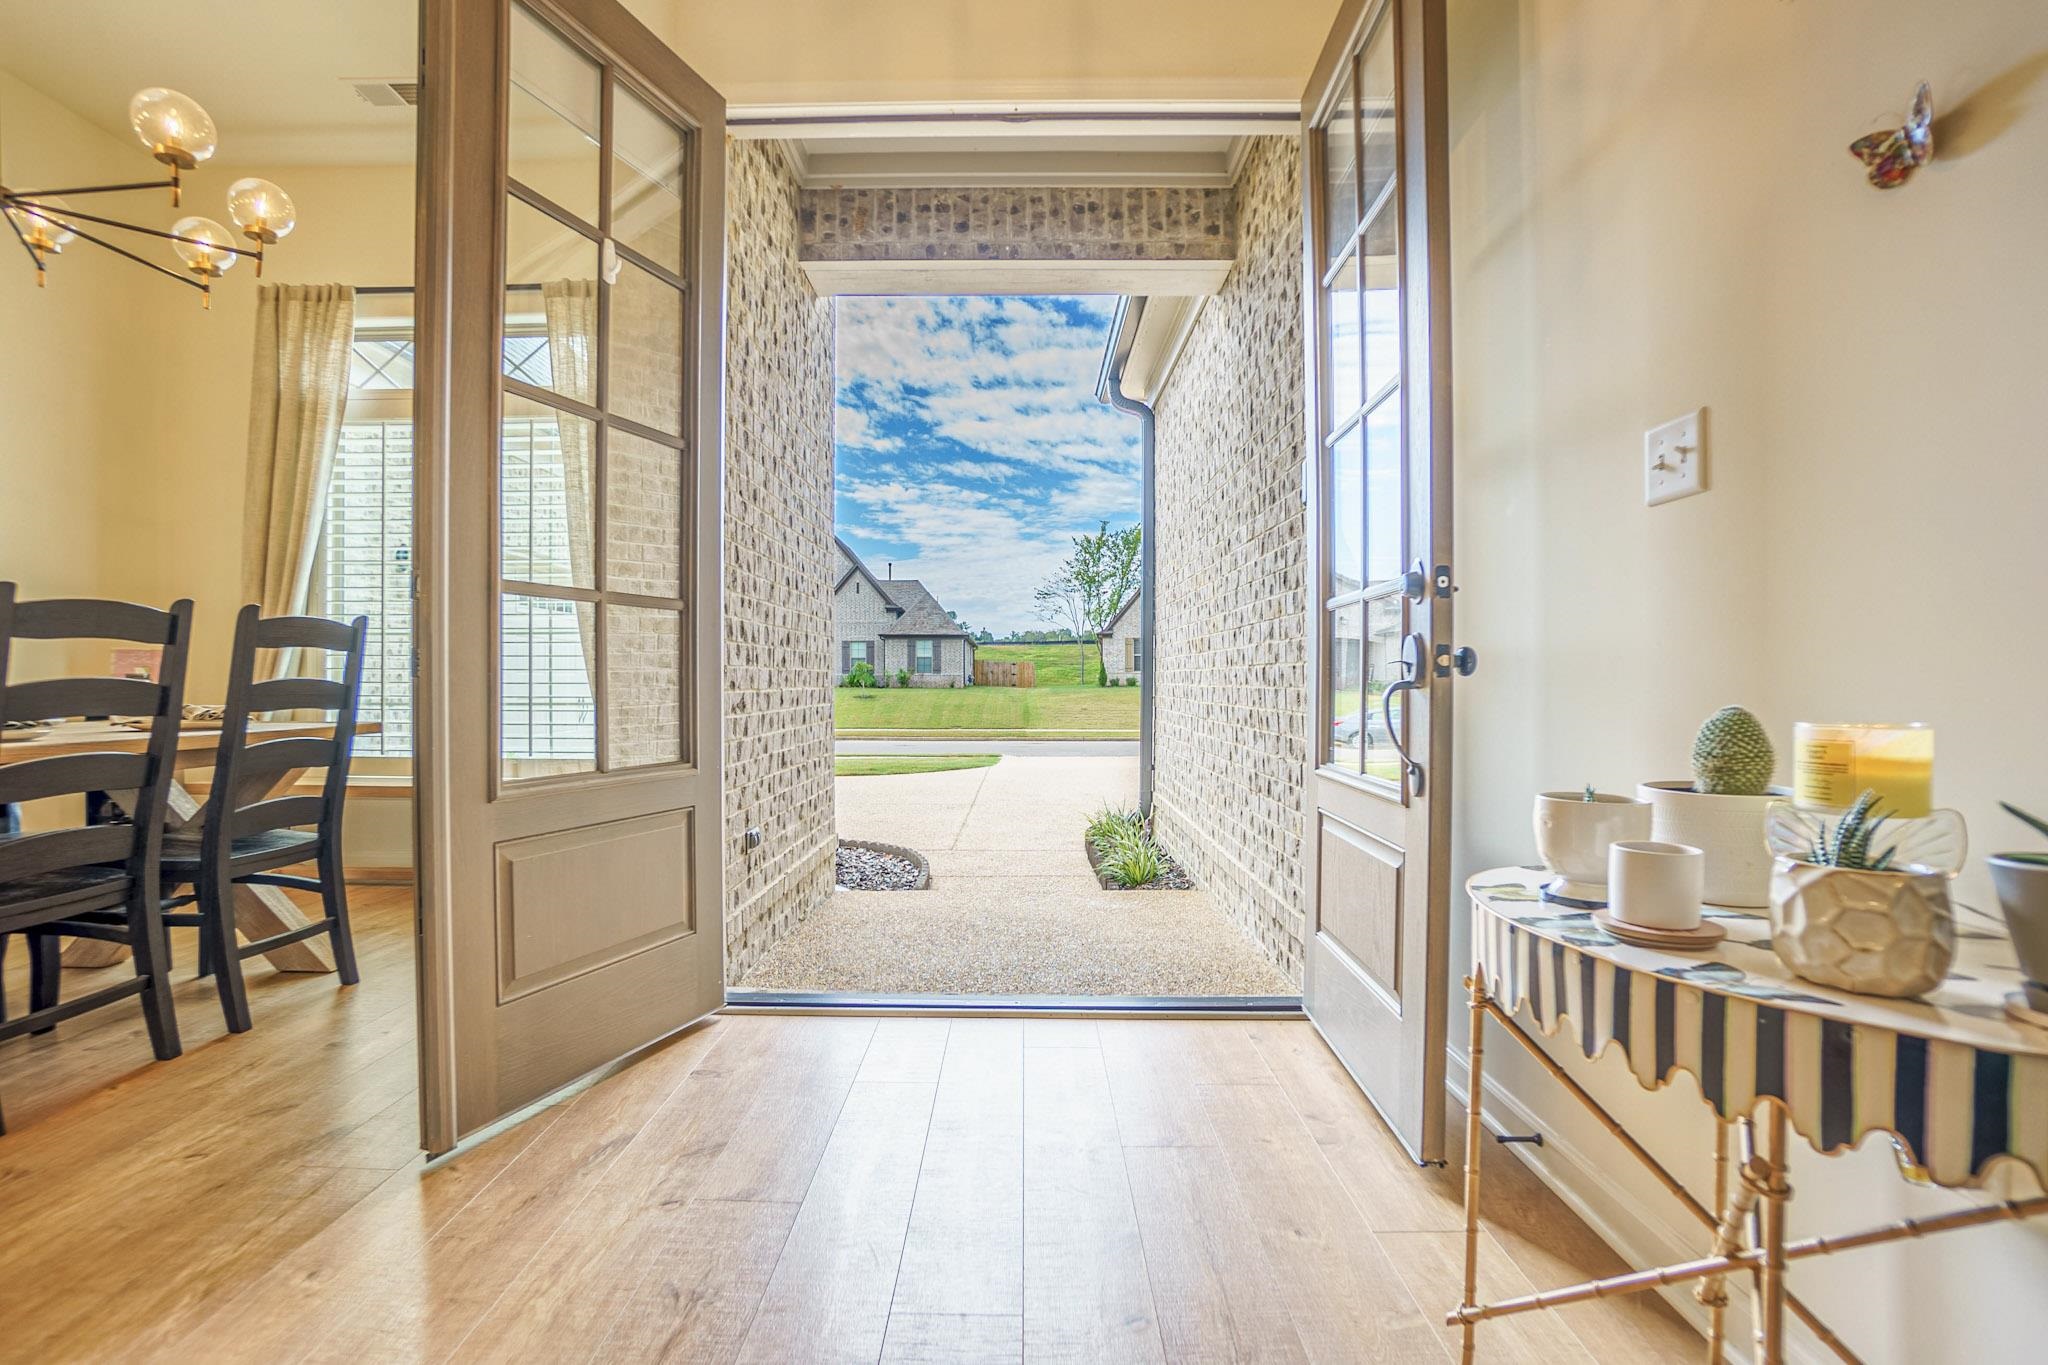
[849,641,868,663]
[318,294,595,761]
[1129,638,1143,673]
[914,639,936,673]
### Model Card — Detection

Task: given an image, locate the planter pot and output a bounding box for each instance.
[1988,855,2048,1010]
[1637,782,1789,908]
[1768,857,1955,997]
[1532,791,1652,904]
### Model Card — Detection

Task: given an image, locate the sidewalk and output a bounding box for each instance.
[738,757,1296,996]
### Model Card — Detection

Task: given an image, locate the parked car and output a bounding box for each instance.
[1332,708,1391,751]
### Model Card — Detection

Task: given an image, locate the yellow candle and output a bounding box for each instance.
[1793,722,1933,818]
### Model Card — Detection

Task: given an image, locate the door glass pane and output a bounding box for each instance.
[613,86,685,275]
[1358,14,1397,216]
[1365,394,1402,587]
[1364,595,1405,784]
[605,605,682,768]
[607,429,684,598]
[1328,601,1363,771]
[1323,59,1359,261]
[500,399,594,589]
[609,258,684,435]
[1362,227,1400,399]
[506,195,598,406]
[509,4,601,223]
[1329,423,1364,598]
[500,592,596,780]
[1327,249,1363,425]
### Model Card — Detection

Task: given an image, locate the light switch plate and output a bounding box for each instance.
[1645,409,1706,506]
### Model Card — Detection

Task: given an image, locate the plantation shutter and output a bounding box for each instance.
[1125,637,1136,672]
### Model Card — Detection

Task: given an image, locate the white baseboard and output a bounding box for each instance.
[1446,1046,1832,1365]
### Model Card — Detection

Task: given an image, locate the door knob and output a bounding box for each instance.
[1435,644,1479,678]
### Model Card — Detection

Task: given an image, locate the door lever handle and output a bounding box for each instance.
[1383,631,1425,798]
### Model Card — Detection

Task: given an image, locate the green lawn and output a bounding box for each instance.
[835,754,1001,777]
[975,640,1107,687]
[835,641,1140,737]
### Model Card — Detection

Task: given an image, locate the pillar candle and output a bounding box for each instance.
[1793,722,1934,818]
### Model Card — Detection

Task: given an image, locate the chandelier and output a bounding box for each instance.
[1,88,296,309]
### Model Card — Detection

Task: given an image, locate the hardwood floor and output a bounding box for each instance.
[1,893,1703,1362]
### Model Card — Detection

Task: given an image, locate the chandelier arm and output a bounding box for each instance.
[7,199,262,259]
[39,214,207,290]
[6,208,44,271]
[3,178,181,200]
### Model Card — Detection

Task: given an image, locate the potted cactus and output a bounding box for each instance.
[1765,790,1956,997]
[1637,706,1788,907]
[1989,803,2048,1010]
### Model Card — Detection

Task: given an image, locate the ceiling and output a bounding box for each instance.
[0,0,417,166]
[3,0,1332,181]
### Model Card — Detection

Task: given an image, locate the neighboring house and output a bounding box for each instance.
[1102,590,1142,684]
[832,537,976,687]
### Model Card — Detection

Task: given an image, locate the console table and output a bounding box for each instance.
[1457,866,2048,1364]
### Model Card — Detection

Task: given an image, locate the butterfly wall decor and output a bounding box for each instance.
[1850,82,1934,189]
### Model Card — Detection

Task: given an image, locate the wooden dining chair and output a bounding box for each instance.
[0,584,193,1132]
[157,607,368,1033]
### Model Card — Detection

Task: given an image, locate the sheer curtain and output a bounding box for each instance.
[241,283,356,679]
[542,278,599,687]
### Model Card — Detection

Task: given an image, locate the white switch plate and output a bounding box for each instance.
[1644,409,1706,506]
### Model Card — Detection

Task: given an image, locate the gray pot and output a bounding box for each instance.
[1989,855,2048,1009]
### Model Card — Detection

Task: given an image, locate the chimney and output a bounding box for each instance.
[886,562,893,579]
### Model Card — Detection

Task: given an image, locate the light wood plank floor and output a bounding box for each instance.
[1,890,1703,1363]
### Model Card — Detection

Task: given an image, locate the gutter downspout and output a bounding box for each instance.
[1097,296,1155,815]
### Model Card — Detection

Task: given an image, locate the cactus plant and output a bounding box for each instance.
[1691,706,1775,796]
[1807,789,1896,870]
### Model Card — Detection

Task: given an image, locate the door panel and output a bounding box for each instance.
[1300,0,1455,1164]
[415,0,726,1152]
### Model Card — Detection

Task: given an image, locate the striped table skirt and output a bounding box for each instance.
[1470,867,2048,1192]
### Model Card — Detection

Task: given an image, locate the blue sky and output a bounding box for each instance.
[834,295,1141,636]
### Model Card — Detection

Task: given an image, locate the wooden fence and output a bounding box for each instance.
[973,659,1036,688]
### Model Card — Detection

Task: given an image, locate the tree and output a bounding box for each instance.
[1035,521,1142,681]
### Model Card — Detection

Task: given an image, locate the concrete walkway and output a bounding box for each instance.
[739,757,1296,996]
[835,737,1138,757]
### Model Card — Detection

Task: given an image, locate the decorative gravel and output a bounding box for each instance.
[836,844,925,891]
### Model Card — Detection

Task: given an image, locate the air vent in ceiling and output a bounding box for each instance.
[348,79,420,108]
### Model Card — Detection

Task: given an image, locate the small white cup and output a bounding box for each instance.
[1608,841,1705,930]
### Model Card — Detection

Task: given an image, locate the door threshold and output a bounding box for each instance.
[722,988,1304,1018]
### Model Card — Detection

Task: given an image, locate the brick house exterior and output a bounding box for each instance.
[1102,590,1142,684]
[833,537,975,687]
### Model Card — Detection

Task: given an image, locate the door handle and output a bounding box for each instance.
[1382,631,1425,798]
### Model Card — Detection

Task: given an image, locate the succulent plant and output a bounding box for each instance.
[1999,802,2048,867]
[1583,783,1597,802]
[1692,706,1776,796]
[1808,789,1897,870]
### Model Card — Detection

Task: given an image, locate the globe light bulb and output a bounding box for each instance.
[226,178,296,243]
[128,88,217,169]
[5,196,78,254]
[170,215,237,277]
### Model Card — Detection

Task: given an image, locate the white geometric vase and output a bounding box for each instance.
[1768,857,1955,998]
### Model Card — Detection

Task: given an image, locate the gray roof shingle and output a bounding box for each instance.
[876,578,970,638]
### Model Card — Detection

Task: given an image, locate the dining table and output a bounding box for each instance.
[0,716,381,974]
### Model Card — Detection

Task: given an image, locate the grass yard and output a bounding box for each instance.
[835,640,1140,737]
[834,754,1001,777]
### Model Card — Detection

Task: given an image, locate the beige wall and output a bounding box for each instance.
[1448,2,2048,1358]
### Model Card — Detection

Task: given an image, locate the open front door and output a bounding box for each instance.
[1299,0,1458,1164]
[413,0,726,1151]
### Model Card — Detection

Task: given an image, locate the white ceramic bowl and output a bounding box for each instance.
[1532,792,1652,903]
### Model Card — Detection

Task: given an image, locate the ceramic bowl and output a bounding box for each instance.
[1532,792,1652,903]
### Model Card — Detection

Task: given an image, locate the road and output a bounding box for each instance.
[834,737,1138,757]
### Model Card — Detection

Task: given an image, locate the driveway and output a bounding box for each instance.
[738,757,1297,996]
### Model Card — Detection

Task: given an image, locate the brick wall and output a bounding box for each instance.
[1150,136,1309,983]
[722,139,837,980]
[800,186,1236,263]
[834,572,893,676]
[1105,600,1142,683]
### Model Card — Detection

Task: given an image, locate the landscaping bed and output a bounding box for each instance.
[836,839,931,891]
[1084,809,1193,891]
